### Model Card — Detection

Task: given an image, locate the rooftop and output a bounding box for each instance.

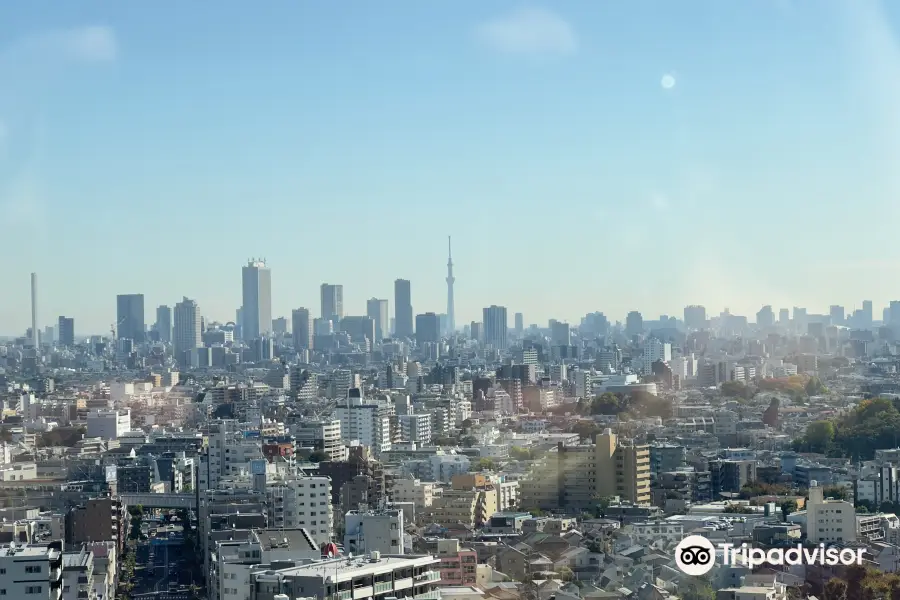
[254,553,437,583]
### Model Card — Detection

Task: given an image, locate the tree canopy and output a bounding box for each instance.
[795,398,900,459]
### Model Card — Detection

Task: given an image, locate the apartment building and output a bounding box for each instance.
[265,475,333,546]
[344,509,404,555]
[65,499,127,555]
[595,431,651,505]
[390,479,435,513]
[293,419,345,462]
[428,475,498,528]
[519,430,651,512]
[248,553,441,600]
[0,543,63,600]
[61,549,93,600]
[434,538,477,588]
[806,482,856,543]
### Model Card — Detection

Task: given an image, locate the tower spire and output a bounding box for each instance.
[446,236,455,335]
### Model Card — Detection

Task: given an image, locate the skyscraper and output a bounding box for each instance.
[173,297,202,365]
[483,305,508,350]
[366,298,389,341]
[116,294,146,342]
[862,300,873,327]
[625,311,643,337]
[320,283,344,322]
[415,312,441,345]
[394,279,413,338]
[30,273,38,348]
[241,259,273,340]
[58,316,75,347]
[156,305,172,343]
[683,305,707,330]
[292,308,313,349]
[514,312,524,334]
[446,236,455,334]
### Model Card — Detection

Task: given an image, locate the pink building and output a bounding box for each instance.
[435,538,478,587]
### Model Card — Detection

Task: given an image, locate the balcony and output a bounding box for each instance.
[414,571,440,584]
[353,586,374,599]
[394,577,413,590]
[373,581,394,595]
[414,592,441,600]
[332,591,353,600]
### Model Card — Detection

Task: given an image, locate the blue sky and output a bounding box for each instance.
[2,1,900,335]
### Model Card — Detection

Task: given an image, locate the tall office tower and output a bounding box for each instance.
[551,321,571,345]
[30,272,38,347]
[58,316,75,347]
[756,305,775,327]
[514,312,524,334]
[779,308,790,324]
[829,305,845,325]
[446,236,456,334]
[415,313,441,345]
[394,279,414,338]
[156,305,172,343]
[291,308,313,349]
[173,297,202,364]
[625,311,644,337]
[471,321,483,342]
[241,259,273,340]
[862,300,874,327]
[366,298,389,341]
[683,305,707,330]
[116,294,146,342]
[320,283,344,322]
[483,305,508,350]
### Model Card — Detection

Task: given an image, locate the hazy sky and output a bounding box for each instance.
[2,1,900,335]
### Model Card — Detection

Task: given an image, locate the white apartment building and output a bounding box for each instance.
[496,480,519,512]
[643,338,672,374]
[390,478,435,513]
[200,420,265,491]
[806,482,856,543]
[0,543,63,600]
[293,419,345,462]
[429,453,471,483]
[86,409,131,440]
[213,529,320,600]
[344,509,405,555]
[61,549,92,600]
[248,553,441,600]
[334,397,392,454]
[266,475,333,546]
[399,413,432,446]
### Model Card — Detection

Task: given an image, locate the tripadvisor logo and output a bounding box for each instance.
[674,535,865,576]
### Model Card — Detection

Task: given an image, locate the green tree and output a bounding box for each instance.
[128,505,143,540]
[823,485,848,501]
[475,458,496,471]
[461,435,478,448]
[806,376,827,396]
[780,500,798,520]
[556,567,574,582]
[805,420,836,452]
[824,579,847,600]
[308,450,328,462]
[682,576,715,600]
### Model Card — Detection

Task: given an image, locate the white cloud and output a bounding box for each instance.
[475,8,578,57]
[1,25,118,66]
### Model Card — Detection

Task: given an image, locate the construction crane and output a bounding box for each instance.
[110,316,127,340]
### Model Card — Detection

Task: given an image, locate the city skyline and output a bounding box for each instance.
[3,264,893,338]
[6,2,900,331]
